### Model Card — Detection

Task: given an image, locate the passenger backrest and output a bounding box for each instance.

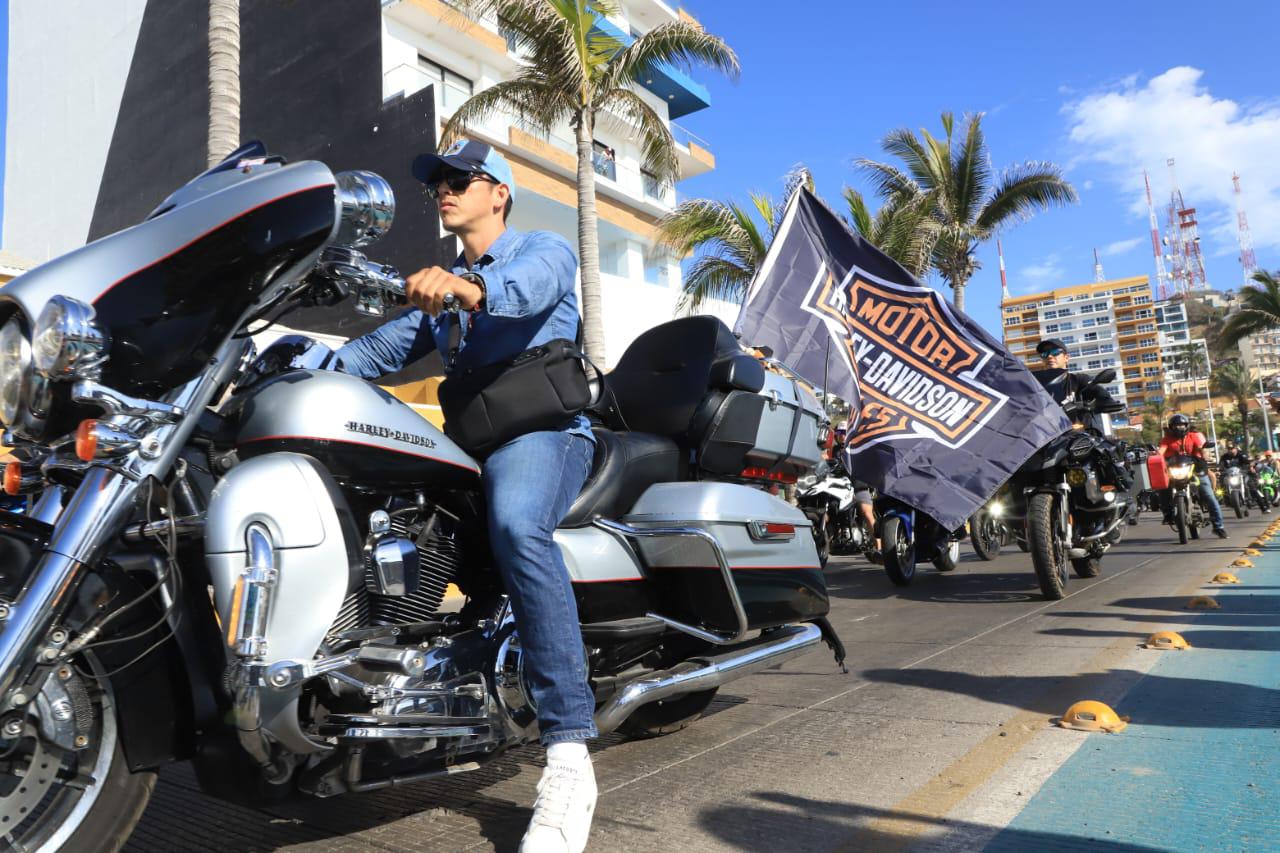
[606,316,763,438]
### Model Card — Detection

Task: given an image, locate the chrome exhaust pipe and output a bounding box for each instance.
[594,622,822,734]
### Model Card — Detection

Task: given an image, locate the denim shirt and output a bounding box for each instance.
[336,228,591,439]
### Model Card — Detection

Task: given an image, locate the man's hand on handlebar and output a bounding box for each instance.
[405,266,484,316]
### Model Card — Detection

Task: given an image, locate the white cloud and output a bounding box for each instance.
[1064,67,1280,269]
[1082,179,1095,191]
[1018,252,1065,291]
[1103,236,1144,256]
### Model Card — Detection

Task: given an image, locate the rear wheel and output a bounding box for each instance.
[969,513,1001,561]
[1175,493,1189,544]
[932,539,960,572]
[881,517,916,586]
[618,689,719,739]
[1028,492,1068,600]
[1071,555,1101,578]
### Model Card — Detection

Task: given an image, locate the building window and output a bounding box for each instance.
[1143,351,1159,362]
[1125,355,1139,365]
[643,248,670,286]
[1045,324,1058,334]
[417,56,473,113]
[1137,323,1155,333]
[592,141,617,181]
[641,170,667,202]
[1084,331,1098,341]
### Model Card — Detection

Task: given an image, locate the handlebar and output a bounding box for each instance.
[311,246,462,317]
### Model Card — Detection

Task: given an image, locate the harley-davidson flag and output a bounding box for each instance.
[735,189,1071,530]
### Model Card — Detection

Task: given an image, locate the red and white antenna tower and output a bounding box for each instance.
[1166,158,1208,294]
[998,238,1010,301]
[1234,172,1259,285]
[1144,170,1170,299]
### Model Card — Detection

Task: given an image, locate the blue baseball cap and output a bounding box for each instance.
[412,139,516,202]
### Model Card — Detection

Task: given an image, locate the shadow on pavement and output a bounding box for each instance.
[1038,626,1280,652]
[1103,594,1280,613]
[696,790,1166,852]
[858,667,1280,728]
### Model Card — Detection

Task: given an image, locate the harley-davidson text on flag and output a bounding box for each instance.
[735,189,1071,530]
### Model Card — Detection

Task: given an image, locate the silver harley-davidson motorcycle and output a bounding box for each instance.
[0,143,842,850]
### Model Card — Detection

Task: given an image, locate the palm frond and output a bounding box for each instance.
[439,78,569,147]
[677,254,754,312]
[604,19,739,94]
[854,160,921,201]
[842,187,873,237]
[975,162,1078,231]
[952,112,991,226]
[656,198,745,257]
[879,128,939,191]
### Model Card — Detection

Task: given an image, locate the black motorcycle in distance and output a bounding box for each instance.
[1007,368,1130,600]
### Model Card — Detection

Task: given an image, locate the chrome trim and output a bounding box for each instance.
[119,514,203,544]
[1077,512,1128,543]
[337,723,489,740]
[592,517,750,645]
[70,379,185,422]
[334,170,395,248]
[234,524,278,659]
[31,295,110,380]
[28,485,66,525]
[594,623,821,734]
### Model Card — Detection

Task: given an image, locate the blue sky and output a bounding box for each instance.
[0,0,7,239]
[675,0,1280,336]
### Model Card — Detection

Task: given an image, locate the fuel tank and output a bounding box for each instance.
[0,157,339,397]
[231,369,481,490]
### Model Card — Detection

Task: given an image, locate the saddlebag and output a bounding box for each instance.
[745,371,824,475]
[621,482,829,633]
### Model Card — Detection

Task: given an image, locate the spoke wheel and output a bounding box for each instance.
[1028,492,1068,600]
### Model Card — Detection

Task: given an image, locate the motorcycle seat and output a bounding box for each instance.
[559,428,686,528]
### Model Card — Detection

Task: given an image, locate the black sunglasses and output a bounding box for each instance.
[1041,348,1065,358]
[426,170,496,199]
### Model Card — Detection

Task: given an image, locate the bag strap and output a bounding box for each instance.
[769,376,805,474]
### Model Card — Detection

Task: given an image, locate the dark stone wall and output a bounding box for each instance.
[90,0,452,347]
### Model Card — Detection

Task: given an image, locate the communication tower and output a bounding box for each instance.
[1234,172,1259,285]
[1144,170,1170,299]
[998,238,1010,301]
[1093,248,1105,283]
[1166,158,1207,294]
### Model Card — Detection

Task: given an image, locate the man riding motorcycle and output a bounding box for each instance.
[1159,414,1227,538]
[337,141,596,852]
[1219,441,1267,515]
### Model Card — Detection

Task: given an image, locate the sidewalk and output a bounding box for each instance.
[985,536,1280,852]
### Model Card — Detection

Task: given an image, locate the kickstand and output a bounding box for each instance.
[811,616,848,674]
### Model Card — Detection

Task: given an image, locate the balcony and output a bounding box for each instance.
[590,14,712,119]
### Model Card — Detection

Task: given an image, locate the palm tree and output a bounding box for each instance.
[1171,341,1208,384]
[857,112,1078,311]
[207,0,240,167]
[1218,270,1280,350]
[840,187,937,278]
[1211,360,1255,447]
[442,1,738,364]
[656,167,811,312]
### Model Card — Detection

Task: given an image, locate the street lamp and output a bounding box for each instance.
[1259,370,1275,452]
[1198,340,1218,450]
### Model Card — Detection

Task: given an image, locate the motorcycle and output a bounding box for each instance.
[876,497,961,586]
[0,144,844,850]
[797,457,872,567]
[1254,466,1280,510]
[1221,464,1249,519]
[1166,454,1212,543]
[1007,368,1130,600]
[969,492,1011,561]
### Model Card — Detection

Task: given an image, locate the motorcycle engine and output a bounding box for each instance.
[329,507,462,634]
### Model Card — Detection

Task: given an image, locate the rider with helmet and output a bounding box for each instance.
[831,420,880,550]
[1159,413,1227,538]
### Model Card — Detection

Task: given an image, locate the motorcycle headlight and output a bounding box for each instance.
[1228,474,1241,486]
[989,501,1004,517]
[1066,468,1087,486]
[1168,464,1193,480]
[334,170,395,248]
[0,317,30,426]
[31,296,109,380]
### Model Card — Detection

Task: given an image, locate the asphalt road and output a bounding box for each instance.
[124,510,1271,852]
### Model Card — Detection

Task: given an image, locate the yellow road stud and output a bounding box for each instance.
[1186,596,1221,610]
[1245,549,1262,556]
[1212,573,1241,584]
[1143,631,1191,650]
[1232,558,1254,568]
[1058,700,1128,733]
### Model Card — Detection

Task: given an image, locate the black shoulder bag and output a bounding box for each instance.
[437,313,603,458]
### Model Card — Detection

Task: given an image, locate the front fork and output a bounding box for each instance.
[0,468,140,712]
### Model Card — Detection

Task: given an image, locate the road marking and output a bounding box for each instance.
[599,555,1159,798]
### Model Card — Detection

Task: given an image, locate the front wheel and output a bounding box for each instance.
[969,513,1001,561]
[0,658,156,853]
[881,516,916,586]
[1175,493,1189,544]
[1230,492,1244,519]
[804,509,830,568]
[1027,492,1068,600]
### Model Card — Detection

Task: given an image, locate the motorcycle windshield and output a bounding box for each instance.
[1032,368,1070,404]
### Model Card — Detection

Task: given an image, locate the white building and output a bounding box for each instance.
[1155,298,1208,397]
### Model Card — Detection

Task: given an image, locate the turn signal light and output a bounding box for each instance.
[75,419,98,462]
[3,461,20,496]
[740,466,798,485]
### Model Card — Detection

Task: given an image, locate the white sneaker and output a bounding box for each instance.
[519,756,597,853]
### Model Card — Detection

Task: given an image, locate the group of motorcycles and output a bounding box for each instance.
[801,367,1132,601]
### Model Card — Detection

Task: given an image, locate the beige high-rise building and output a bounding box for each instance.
[1002,275,1161,423]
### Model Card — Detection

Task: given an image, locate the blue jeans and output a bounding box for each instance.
[1198,477,1225,529]
[483,429,596,745]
